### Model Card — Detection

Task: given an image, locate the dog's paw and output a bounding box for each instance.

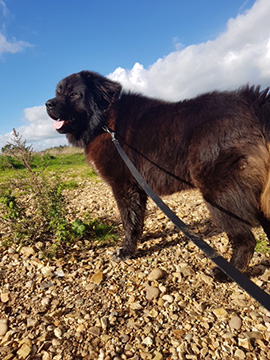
[211,267,232,283]
[112,247,135,262]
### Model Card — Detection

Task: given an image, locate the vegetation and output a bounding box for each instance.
[0,130,117,257]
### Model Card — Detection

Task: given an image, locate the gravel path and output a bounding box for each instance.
[0,179,270,359]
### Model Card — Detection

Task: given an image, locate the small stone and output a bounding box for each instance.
[100,316,109,330]
[52,338,62,346]
[173,329,185,339]
[234,349,245,359]
[260,268,270,281]
[212,308,228,319]
[76,324,86,333]
[146,286,161,301]
[238,337,252,350]
[85,283,96,291]
[25,281,33,288]
[90,271,104,284]
[0,319,8,336]
[54,269,65,277]
[244,331,263,340]
[54,328,62,339]
[20,246,35,257]
[0,293,9,303]
[75,297,84,305]
[148,269,166,281]
[153,352,163,360]
[142,336,153,347]
[17,339,32,359]
[229,315,242,330]
[159,284,167,293]
[119,334,130,343]
[130,302,143,310]
[41,266,55,277]
[27,317,37,327]
[89,326,101,336]
[200,274,213,284]
[162,294,174,303]
[42,352,50,360]
[41,297,51,307]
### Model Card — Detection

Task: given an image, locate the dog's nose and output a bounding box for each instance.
[46,99,56,109]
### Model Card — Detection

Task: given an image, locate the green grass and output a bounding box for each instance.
[255,234,270,254]
[0,146,97,182]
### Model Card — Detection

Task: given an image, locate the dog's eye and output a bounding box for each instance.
[70,92,79,97]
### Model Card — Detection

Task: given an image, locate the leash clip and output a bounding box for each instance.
[102,125,116,141]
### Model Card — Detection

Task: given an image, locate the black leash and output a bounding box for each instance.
[103,126,270,311]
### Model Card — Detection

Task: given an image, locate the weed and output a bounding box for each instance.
[0,130,117,256]
[255,234,270,254]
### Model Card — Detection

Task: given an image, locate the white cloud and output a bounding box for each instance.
[0,33,31,55]
[0,0,8,18]
[109,0,270,100]
[0,1,31,56]
[0,106,68,151]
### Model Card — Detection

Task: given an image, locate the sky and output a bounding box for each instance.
[1,0,270,151]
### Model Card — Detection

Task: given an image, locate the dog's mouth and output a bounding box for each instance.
[54,119,69,130]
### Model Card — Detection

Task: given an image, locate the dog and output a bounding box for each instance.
[46,70,270,281]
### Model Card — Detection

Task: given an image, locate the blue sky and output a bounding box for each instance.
[1,0,270,150]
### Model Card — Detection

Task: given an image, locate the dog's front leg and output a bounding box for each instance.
[112,183,147,261]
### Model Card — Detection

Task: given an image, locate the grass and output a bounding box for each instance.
[0,146,98,185]
[255,234,270,254]
[0,133,117,257]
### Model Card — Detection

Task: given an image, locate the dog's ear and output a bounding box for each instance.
[80,71,122,111]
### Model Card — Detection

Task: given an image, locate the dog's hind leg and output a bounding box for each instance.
[111,183,148,261]
[205,197,257,282]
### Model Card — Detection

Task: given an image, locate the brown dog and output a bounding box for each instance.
[46,70,270,280]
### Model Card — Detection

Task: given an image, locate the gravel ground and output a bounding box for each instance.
[0,179,270,360]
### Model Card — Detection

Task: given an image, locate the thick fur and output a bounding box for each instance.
[46,70,270,280]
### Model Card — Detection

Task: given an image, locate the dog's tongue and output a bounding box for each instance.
[54,120,66,130]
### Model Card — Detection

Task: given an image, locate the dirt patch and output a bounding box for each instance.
[0,180,270,359]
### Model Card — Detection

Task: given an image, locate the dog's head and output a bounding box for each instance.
[46,71,121,146]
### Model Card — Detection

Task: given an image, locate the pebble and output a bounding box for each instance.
[212,308,228,319]
[238,337,252,350]
[260,268,270,281]
[100,316,109,330]
[90,271,104,284]
[0,292,9,303]
[119,334,130,343]
[20,246,35,257]
[17,339,32,359]
[142,336,153,347]
[153,352,163,360]
[130,302,143,310]
[148,268,166,281]
[41,297,51,307]
[54,328,62,339]
[0,319,8,336]
[229,315,242,330]
[162,294,174,303]
[89,326,101,336]
[27,317,37,327]
[244,331,263,340]
[234,348,245,359]
[145,286,161,301]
